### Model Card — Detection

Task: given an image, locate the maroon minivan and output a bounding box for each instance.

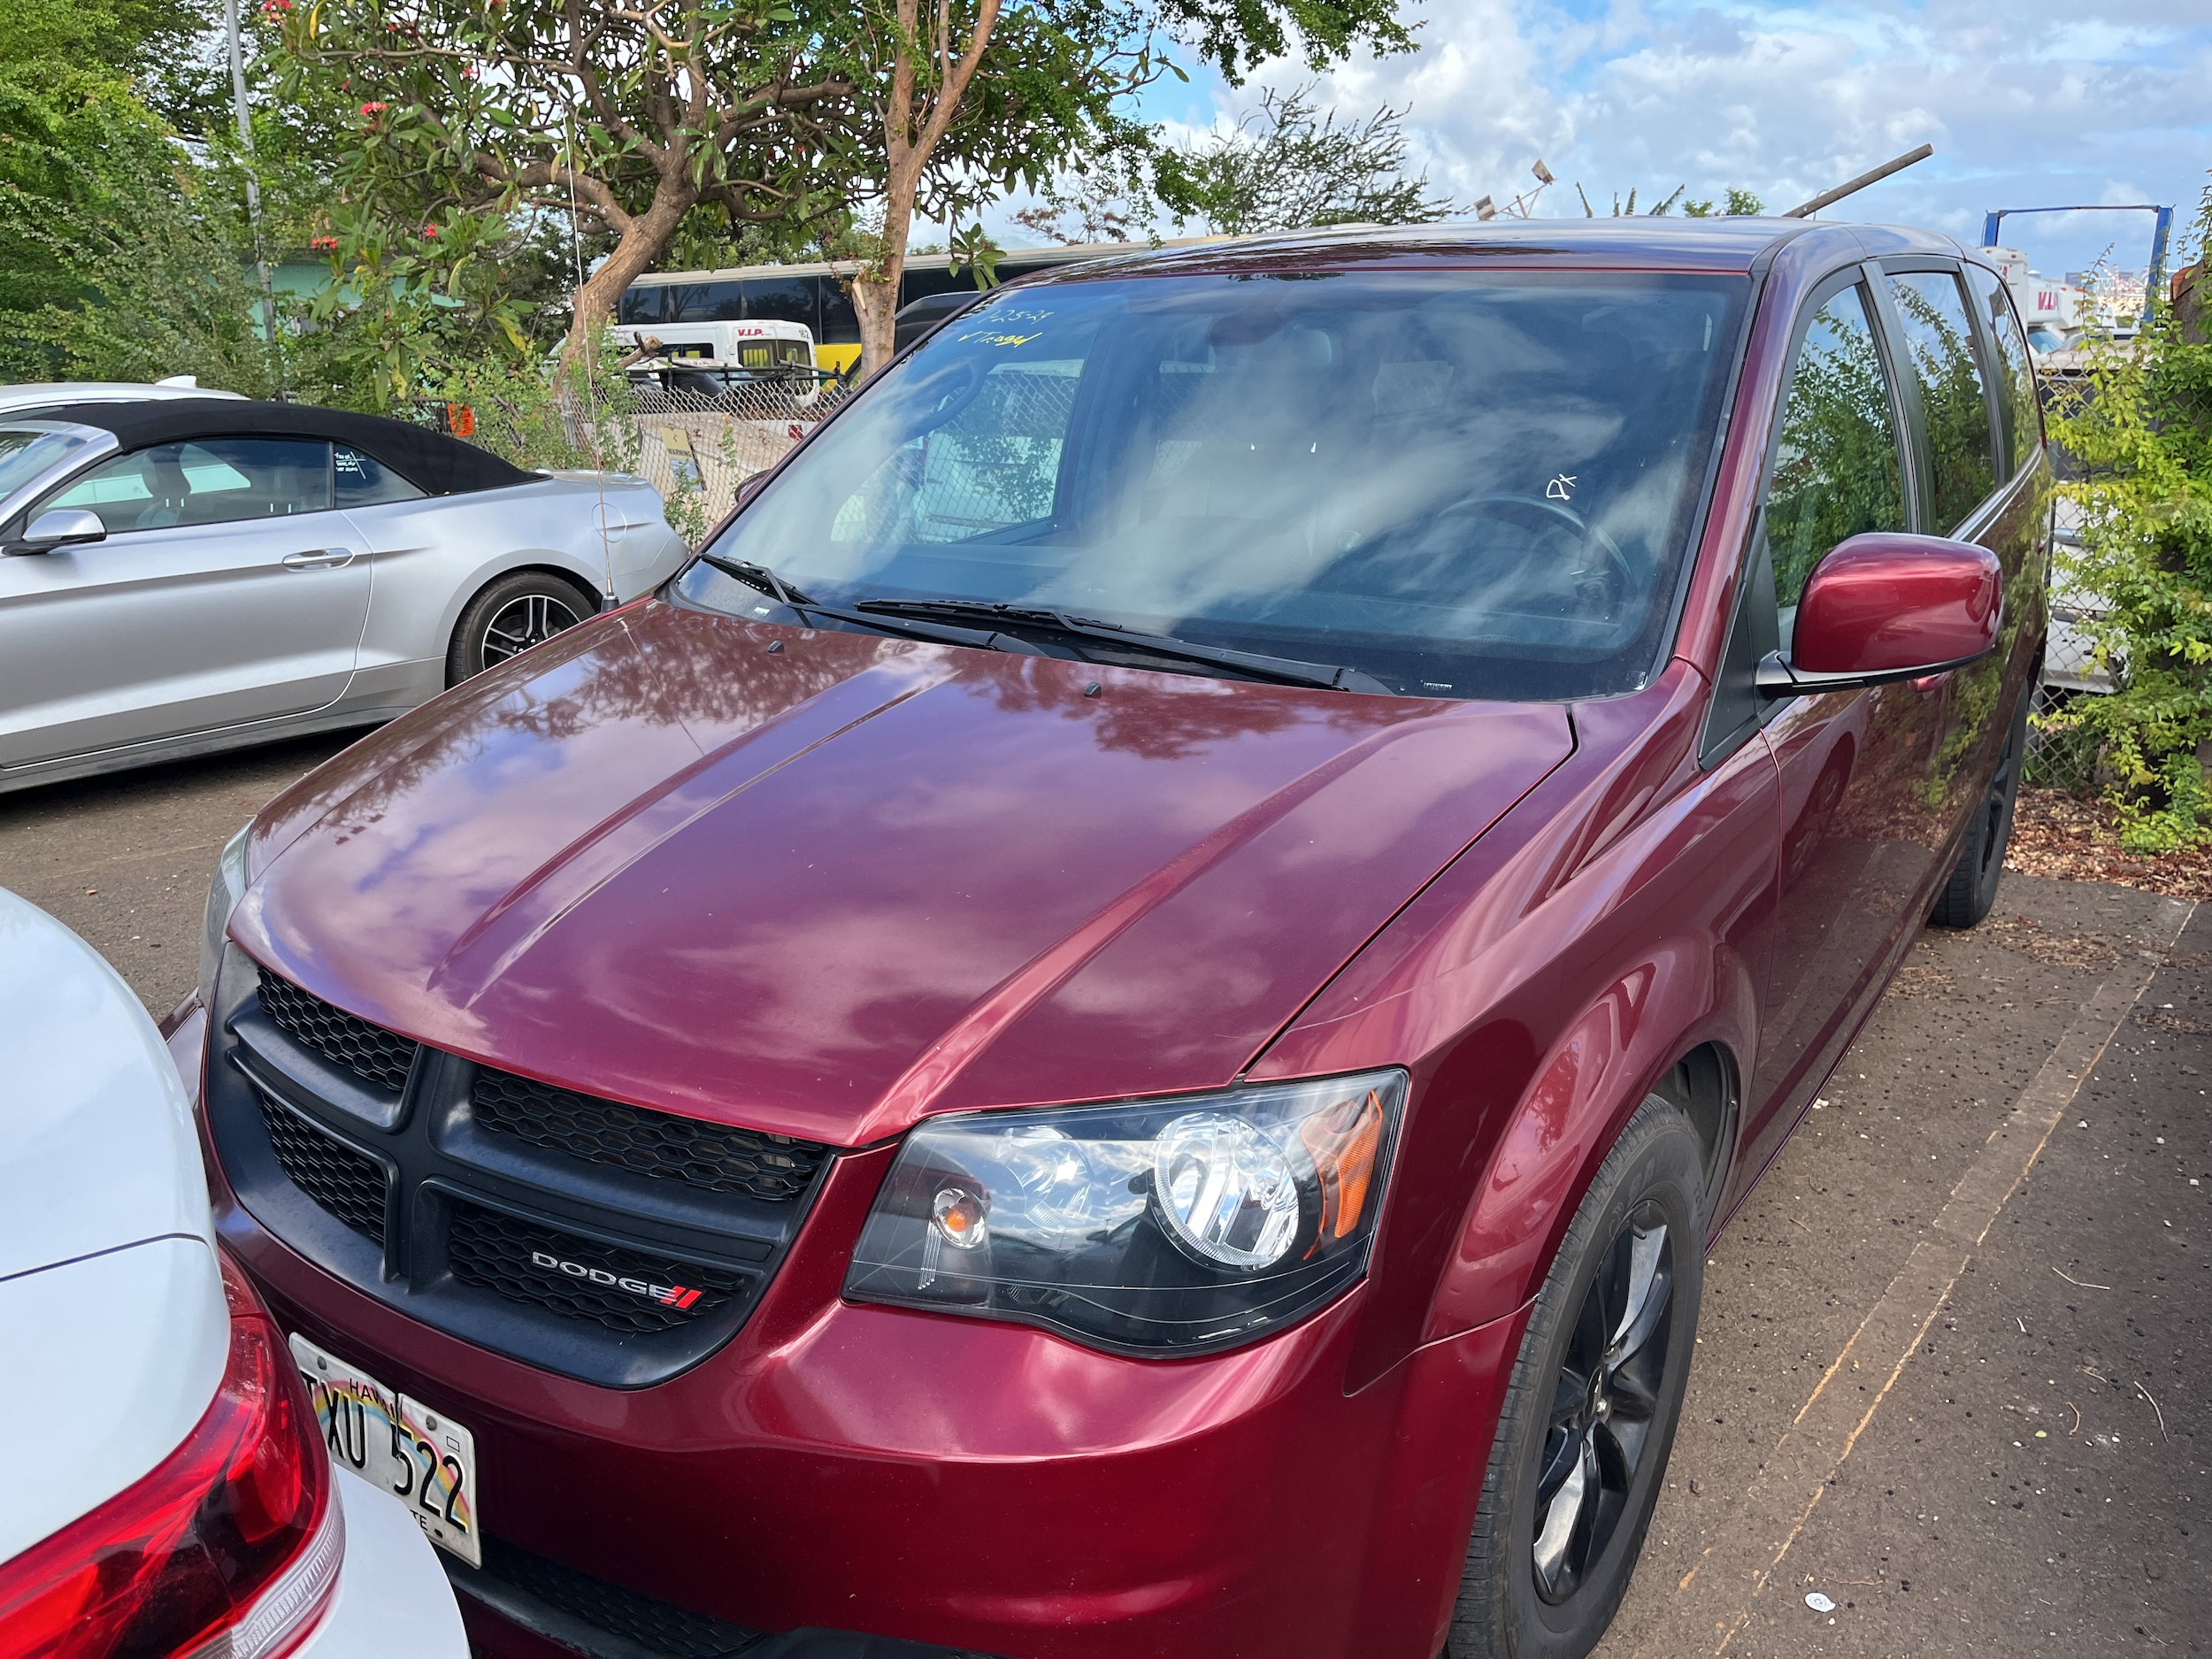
[180,218,2047,1659]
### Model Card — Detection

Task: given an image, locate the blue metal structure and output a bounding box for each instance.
[1981,204,2176,318]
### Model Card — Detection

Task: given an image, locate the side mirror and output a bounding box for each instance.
[1757,532,2001,698]
[5,508,107,557]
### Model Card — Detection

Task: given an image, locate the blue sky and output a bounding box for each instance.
[1003,0,2212,280]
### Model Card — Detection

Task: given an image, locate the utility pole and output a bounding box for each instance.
[226,0,286,395]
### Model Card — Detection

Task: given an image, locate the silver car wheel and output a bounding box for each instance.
[480,593,584,666]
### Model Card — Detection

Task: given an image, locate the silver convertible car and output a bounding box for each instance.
[0,397,688,794]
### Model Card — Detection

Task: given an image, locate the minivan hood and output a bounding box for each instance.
[236,602,1571,1146]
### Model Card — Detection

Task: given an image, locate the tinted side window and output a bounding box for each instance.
[1766,284,1907,608]
[49,438,333,533]
[818,279,860,345]
[334,445,425,507]
[743,277,817,334]
[1886,270,1998,528]
[1964,262,2039,472]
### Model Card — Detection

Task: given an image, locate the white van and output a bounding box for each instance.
[611,318,818,373]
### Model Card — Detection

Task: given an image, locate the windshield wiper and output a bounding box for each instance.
[852,598,1393,693]
[695,554,1051,655]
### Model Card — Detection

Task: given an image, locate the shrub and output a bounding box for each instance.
[2043,182,2212,853]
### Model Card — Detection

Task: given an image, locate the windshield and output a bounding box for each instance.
[0,424,102,507]
[681,271,1747,700]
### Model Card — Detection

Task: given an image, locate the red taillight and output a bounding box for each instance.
[0,1252,342,1659]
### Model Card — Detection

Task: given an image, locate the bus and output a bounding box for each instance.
[614,239,1221,375]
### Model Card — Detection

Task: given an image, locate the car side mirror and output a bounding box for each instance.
[5,508,107,557]
[1756,532,2001,698]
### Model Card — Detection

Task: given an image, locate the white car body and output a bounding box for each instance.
[0,380,248,415]
[0,392,691,794]
[0,887,468,1655]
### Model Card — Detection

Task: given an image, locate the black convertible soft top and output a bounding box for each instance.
[16,398,538,496]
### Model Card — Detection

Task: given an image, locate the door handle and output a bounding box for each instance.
[282,549,357,570]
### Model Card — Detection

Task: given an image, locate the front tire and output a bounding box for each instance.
[1448,1096,1706,1659]
[446,571,599,687]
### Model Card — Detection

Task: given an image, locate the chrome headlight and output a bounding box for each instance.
[197,822,252,1011]
[845,1069,1406,1356]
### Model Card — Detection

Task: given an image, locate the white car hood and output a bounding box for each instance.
[0,888,212,1279]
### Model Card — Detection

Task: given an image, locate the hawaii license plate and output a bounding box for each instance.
[289,1334,482,1567]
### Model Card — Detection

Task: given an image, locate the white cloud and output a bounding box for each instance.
[1142,0,2212,275]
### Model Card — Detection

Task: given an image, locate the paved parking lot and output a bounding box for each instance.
[2,738,2205,1657]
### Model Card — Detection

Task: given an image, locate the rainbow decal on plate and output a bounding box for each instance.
[289,1333,482,1567]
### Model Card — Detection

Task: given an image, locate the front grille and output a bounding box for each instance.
[213,950,833,1386]
[472,1538,767,1658]
[446,1202,749,1336]
[257,969,418,1093]
[259,1097,389,1245]
[472,1068,827,1202]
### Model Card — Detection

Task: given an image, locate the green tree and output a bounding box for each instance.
[2046,187,2212,851]
[1683,188,1764,217]
[0,0,295,388]
[270,0,1416,380]
[1148,81,1451,236]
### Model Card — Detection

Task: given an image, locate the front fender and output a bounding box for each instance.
[1256,669,1778,1391]
[1419,944,1753,1343]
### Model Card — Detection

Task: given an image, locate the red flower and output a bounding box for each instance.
[310,234,339,251]
[421,224,439,237]
[359,101,388,115]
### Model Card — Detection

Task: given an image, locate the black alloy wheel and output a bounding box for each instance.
[1529,1201,1676,1604]
[448,571,599,686]
[1449,1095,1706,1659]
[1930,675,2034,929]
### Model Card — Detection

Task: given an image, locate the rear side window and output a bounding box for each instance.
[1885,270,1998,529]
[334,445,425,507]
[1765,283,1907,608]
[48,437,333,533]
[1963,262,2039,472]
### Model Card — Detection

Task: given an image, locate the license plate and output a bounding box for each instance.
[289,1334,482,1567]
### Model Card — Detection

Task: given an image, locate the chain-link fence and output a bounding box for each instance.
[627,373,854,530]
[2025,497,2108,794]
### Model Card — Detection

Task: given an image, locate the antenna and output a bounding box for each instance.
[564,108,618,603]
[1504,160,1555,219]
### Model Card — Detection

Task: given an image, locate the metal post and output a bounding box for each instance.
[2149,206,2175,320]
[226,0,286,395]
[1783,144,1935,219]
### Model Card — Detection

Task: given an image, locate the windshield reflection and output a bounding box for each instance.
[693,271,1747,701]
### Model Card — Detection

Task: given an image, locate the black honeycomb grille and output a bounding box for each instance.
[259,1098,389,1245]
[257,970,418,1094]
[477,1538,767,1658]
[472,1069,827,1202]
[445,1203,748,1336]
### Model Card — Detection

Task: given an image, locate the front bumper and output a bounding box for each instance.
[175,995,1525,1659]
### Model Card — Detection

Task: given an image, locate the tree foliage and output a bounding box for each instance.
[267,0,1415,377]
[2046,186,2212,852]
[1149,82,1449,235]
